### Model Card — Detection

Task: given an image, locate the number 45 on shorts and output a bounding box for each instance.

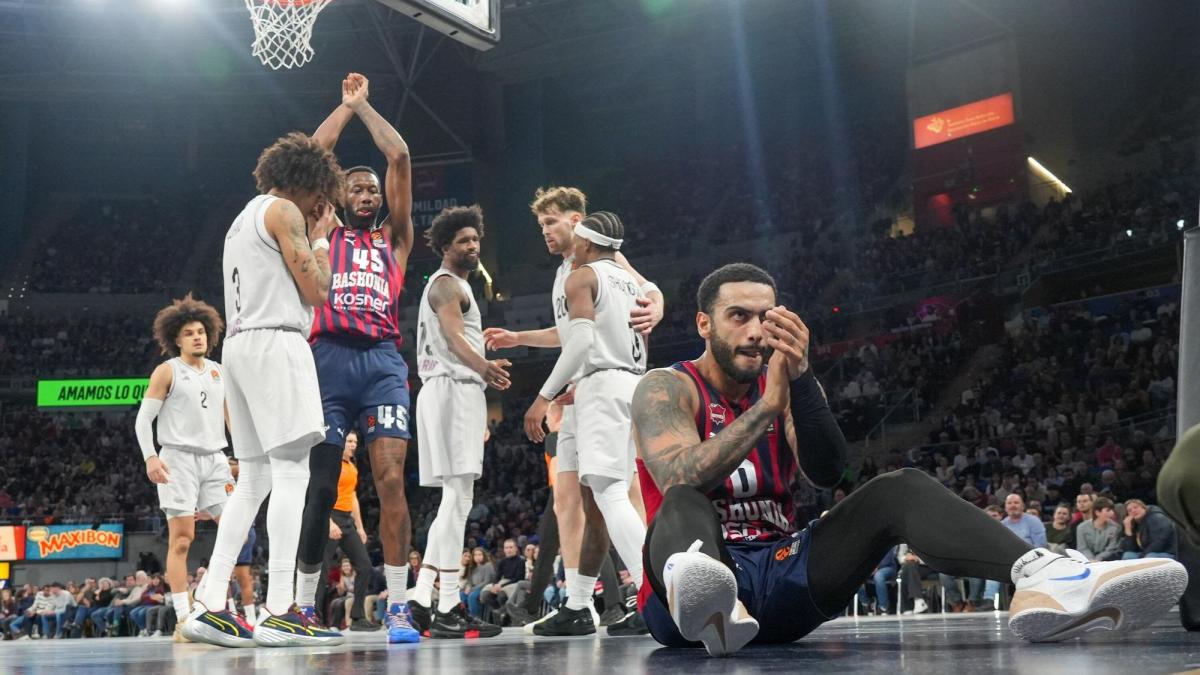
[366,405,409,435]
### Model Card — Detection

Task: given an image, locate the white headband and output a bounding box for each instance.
[574,223,623,250]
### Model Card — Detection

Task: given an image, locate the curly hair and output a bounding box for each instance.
[152,293,224,357]
[425,205,485,256]
[530,186,587,216]
[253,132,346,202]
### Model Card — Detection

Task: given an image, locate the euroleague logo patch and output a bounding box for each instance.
[775,538,802,562]
[367,415,377,432]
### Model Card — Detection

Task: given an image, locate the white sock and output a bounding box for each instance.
[438,570,462,612]
[589,477,647,590]
[413,567,437,608]
[197,458,272,611]
[385,564,410,607]
[295,570,321,608]
[244,604,257,625]
[565,573,597,611]
[264,442,312,615]
[429,475,472,611]
[565,567,579,598]
[172,592,190,623]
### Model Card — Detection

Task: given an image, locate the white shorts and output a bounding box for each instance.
[556,402,578,475]
[417,377,486,487]
[574,370,639,483]
[157,447,232,518]
[223,329,325,458]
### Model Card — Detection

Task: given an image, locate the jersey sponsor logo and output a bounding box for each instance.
[331,291,390,313]
[708,403,729,426]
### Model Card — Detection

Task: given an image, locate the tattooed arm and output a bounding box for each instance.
[265,198,332,307]
[633,351,790,493]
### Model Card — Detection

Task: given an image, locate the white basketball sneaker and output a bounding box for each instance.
[664,540,759,657]
[1008,547,1187,642]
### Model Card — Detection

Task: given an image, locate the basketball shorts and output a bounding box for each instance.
[312,338,411,446]
[642,525,833,647]
[556,400,578,475]
[574,369,639,483]
[156,448,232,519]
[416,376,486,487]
[224,329,325,458]
[237,526,257,566]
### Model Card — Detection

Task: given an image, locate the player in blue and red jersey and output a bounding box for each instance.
[294,73,421,643]
[632,263,1186,657]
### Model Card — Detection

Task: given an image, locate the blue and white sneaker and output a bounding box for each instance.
[385,602,421,643]
[1008,547,1188,642]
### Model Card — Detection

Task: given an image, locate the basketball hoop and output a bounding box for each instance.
[244,0,334,70]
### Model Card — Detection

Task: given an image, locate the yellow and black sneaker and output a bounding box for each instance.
[179,604,255,648]
[254,605,346,647]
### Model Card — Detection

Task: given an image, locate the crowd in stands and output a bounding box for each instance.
[29,199,197,295]
[0,315,159,379]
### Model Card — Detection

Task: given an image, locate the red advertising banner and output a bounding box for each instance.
[0,526,26,561]
[913,93,1015,149]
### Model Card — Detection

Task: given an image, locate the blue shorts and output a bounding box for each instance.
[312,337,411,445]
[237,526,257,566]
[644,524,833,646]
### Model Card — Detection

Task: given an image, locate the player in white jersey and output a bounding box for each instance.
[484,187,662,634]
[184,132,345,649]
[521,211,650,636]
[406,205,509,638]
[136,294,230,641]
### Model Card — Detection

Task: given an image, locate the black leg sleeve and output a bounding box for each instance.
[332,510,373,620]
[524,494,560,614]
[298,443,345,568]
[599,554,622,611]
[644,485,735,605]
[806,468,1032,617]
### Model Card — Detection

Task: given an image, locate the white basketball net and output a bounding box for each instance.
[244,0,334,70]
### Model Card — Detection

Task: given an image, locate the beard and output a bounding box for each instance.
[343,208,376,231]
[710,330,763,384]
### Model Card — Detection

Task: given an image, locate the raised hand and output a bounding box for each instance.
[308,199,339,242]
[630,296,662,336]
[761,345,790,415]
[484,327,520,350]
[484,359,512,390]
[762,305,811,380]
[342,72,369,111]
